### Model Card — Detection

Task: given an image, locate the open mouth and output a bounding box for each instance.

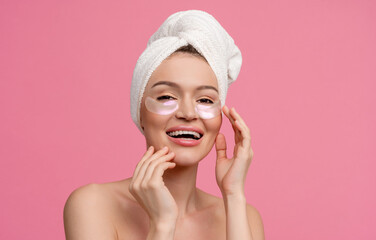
[166,130,203,140]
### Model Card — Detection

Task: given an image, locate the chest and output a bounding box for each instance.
[115,210,226,240]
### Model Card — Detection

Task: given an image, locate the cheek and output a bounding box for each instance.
[140,101,173,150]
[141,102,165,129]
[204,115,222,134]
[143,114,167,133]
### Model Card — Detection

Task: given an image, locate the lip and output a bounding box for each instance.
[167,135,203,147]
[165,125,204,147]
[165,125,204,135]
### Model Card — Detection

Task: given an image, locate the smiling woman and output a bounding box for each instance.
[63,10,264,240]
[140,51,222,164]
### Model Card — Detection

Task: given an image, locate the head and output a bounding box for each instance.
[130,10,242,165]
[139,45,222,165]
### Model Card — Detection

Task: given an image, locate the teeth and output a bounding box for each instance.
[167,130,201,139]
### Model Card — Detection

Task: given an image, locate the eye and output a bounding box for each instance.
[157,95,176,101]
[197,98,214,104]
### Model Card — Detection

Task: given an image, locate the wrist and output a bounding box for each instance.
[219,182,245,196]
[222,191,246,204]
[222,193,247,217]
[221,187,245,198]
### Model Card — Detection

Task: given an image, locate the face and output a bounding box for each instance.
[140,53,222,166]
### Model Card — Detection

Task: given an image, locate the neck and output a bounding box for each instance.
[162,163,200,218]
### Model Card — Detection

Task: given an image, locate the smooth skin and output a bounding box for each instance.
[63,53,264,240]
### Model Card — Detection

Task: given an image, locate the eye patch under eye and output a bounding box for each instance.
[145,97,221,119]
[195,101,221,119]
[145,97,178,115]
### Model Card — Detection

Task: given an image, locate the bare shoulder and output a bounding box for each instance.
[246,203,265,240]
[64,182,114,213]
[64,180,132,240]
[65,182,108,204]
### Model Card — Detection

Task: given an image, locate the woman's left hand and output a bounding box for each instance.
[215,105,254,197]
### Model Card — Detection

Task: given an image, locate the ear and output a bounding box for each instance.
[140,116,145,131]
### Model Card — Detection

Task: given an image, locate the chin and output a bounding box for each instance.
[171,153,202,166]
[169,145,212,166]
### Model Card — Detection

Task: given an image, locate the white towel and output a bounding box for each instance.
[130,10,242,133]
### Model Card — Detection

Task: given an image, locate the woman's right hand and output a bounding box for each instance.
[129,146,178,228]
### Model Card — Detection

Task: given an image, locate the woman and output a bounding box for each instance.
[64,10,264,240]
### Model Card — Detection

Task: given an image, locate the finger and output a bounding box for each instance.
[230,112,244,144]
[234,120,251,149]
[149,161,177,184]
[223,106,240,138]
[231,108,251,142]
[230,108,247,128]
[133,146,154,179]
[231,108,251,141]
[141,152,175,184]
[222,105,236,125]
[137,146,169,178]
[231,108,251,144]
[215,133,227,160]
[134,146,169,184]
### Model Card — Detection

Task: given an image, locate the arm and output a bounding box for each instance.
[223,193,252,239]
[223,193,264,240]
[63,184,118,240]
[216,106,265,240]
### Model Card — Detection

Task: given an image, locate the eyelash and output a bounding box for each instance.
[156,95,214,104]
[157,95,176,101]
[197,98,214,104]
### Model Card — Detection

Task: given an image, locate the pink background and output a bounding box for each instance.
[1,0,375,239]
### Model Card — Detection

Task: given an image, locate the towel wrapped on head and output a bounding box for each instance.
[131,10,242,133]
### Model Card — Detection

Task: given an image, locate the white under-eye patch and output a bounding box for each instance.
[145,97,178,115]
[145,97,221,119]
[195,101,221,119]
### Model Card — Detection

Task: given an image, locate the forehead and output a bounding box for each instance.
[146,53,218,90]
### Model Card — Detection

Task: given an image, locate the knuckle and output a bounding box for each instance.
[133,182,141,191]
[143,159,152,166]
[137,159,144,165]
[156,162,165,168]
[140,182,149,190]
[149,181,159,190]
[130,182,140,193]
[156,163,168,171]
[137,159,147,166]
[149,161,158,169]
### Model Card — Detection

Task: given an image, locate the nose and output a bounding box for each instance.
[175,99,198,121]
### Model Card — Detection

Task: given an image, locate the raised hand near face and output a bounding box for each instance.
[129,146,178,227]
[215,106,254,197]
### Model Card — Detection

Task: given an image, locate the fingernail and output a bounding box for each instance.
[163,146,168,150]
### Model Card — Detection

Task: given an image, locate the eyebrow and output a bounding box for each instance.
[151,80,218,93]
